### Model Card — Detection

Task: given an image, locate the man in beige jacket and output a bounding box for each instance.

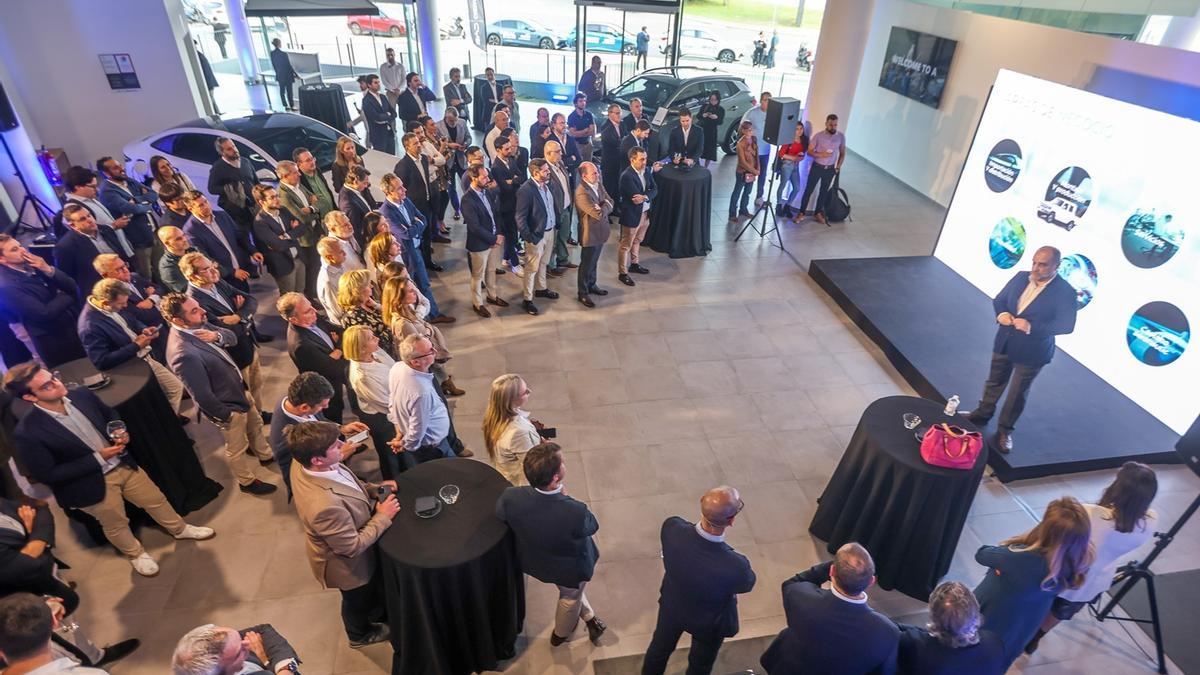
[574,162,613,308]
[288,420,399,647]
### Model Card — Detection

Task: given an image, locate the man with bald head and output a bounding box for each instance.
[963,245,1077,453]
[760,542,899,674]
[642,486,756,675]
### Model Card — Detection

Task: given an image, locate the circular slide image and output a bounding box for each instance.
[988,217,1026,269]
[1126,302,1190,366]
[984,139,1023,193]
[1121,210,1184,269]
[1057,253,1098,309]
[1037,167,1094,231]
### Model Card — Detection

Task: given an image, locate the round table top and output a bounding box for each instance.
[378,458,512,570]
[860,395,986,477]
[655,164,711,186]
[54,357,150,409]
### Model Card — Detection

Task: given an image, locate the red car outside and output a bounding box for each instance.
[347,14,406,37]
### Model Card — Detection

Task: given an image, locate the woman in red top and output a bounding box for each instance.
[776,124,809,217]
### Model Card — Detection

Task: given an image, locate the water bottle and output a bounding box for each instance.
[943,395,960,416]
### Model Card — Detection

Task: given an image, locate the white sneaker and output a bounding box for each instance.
[130,553,159,576]
[511,264,525,278]
[175,524,215,540]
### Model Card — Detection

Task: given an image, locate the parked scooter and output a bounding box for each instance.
[796,43,813,71]
[440,16,464,39]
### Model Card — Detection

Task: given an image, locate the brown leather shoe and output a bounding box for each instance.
[815,212,828,225]
[429,314,457,325]
[455,447,475,458]
[486,296,510,308]
[995,432,1013,454]
[472,305,491,319]
[442,378,465,397]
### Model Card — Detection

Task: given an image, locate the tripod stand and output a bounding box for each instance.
[0,133,55,236]
[734,168,786,252]
[1094,491,1200,674]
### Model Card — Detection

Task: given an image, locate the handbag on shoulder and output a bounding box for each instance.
[920,423,983,470]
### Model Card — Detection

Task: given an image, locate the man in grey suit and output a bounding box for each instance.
[514,158,561,316]
[172,622,301,673]
[496,442,607,647]
[161,293,277,495]
[573,162,613,308]
[288,420,398,647]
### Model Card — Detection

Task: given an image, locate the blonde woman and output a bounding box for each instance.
[482,374,543,485]
[337,268,395,356]
[331,136,362,192]
[342,325,408,477]
[378,260,430,320]
[380,275,464,397]
[365,231,401,285]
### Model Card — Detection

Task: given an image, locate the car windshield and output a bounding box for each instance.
[525,19,553,33]
[225,115,363,172]
[609,75,680,111]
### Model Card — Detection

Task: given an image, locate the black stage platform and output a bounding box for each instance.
[809,256,1180,481]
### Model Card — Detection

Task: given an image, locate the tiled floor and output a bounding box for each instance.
[51,85,1199,674]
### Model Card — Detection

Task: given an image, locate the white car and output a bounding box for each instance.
[123,112,400,204]
[661,28,740,64]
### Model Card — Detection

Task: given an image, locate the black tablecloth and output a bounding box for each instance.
[809,396,987,601]
[645,165,712,258]
[377,458,524,675]
[54,358,222,515]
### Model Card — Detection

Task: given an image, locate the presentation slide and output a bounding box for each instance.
[935,69,1198,434]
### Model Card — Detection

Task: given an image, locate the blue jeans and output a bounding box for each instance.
[729,172,754,217]
[400,238,442,317]
[777,160,800,206]
[755,151,771,199]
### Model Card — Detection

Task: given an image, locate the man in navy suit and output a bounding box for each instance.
[270,37,297,110]
[395,72,438,130]
[496,443,607,647]
[250,184,304,296]
[617,147,660,287]
[642,486,756,675]
[620,121,652,172]
[0,235,85,368]
[279,292,355,424]
[514,159,561,316]
[489,129,524,269]
[361,74,396,154]
[162,293,277,496]
[54,203,132,298]
[337,165,376,251]
[181,191,262,293]
[667,109,703,166]
[97,156,157,278]
[3,362,213,577]
[267,370,367,498]
[759,543,899,675]
[93,253,164,335]
[461,165,508,318]
[393,132,442,271]
[964,246,1077,453]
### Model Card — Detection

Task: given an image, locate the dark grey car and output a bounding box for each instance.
[585,66,753,156]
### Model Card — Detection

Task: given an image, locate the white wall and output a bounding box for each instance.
[846,0,1200,206]
[0,0,202,169]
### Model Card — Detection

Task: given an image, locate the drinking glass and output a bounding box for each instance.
[106,420,128,444]
[902,413,922,430]
[439,484,460,505]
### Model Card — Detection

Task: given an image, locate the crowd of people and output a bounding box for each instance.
[0,57,1163,675]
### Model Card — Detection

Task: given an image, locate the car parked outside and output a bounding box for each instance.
[486,19,565,50]
[660,28,741,63]
[558,23,638,54]
[347,10,406,37]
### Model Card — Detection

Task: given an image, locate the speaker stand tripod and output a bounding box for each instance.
[0,133,55,237]
[734,170,786,252]
[1093,491,1199,674]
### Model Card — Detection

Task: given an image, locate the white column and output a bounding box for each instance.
[415,0,442,97]
[1158,10,1200,51]
[224,0,261,83]
[802,0,876,126]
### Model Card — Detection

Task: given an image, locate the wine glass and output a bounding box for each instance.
[902,413,922,430]
[106,421,129,459]
[439,484,460,505]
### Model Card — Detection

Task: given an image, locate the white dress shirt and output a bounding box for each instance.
[317,263,345,326]
[349,349,395,415]
[386,361,449,451]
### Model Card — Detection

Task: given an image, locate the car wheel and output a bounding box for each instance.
[487,33,501,46]
[539,37,554,50]
[718,49,735,63]
[349,22,362,35]
[721,121,739,155]
[622,43,637,55]
[390,25,403,37]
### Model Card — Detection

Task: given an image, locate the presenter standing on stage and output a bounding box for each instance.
[964,246,1076,454]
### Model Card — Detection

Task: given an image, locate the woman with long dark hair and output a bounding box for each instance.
[973,496,1093,666]
[697,91,724,168]
[148,155,196,193]
[1024,462,1158,654]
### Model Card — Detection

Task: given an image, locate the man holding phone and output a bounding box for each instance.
[794,113,846,225]
[288,420,398,647]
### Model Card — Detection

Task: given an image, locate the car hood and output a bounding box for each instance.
[361,148,401,179]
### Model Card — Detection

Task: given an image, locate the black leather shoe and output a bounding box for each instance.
[432,234,452,244]
[534,289,559,299]
[618,273,635,286]
[589,287,609,296]
[349,624,390,648]
[426,262,445,272]
[629,263,650,274]
[578,296,595,308]
[260,411,272,424]
[239,479,277,495]
[95,639,141,667]
[252,330,274,343]
[550,632,568,647]
[495,267,507,275]
[586,617,608,645]
[258,457,275,466]
[523,300,539,316]
[995,432,1013,454]
[547,267,566,277]
[473,305,492,318]
[564,262,579,268]
[486,296,509,308]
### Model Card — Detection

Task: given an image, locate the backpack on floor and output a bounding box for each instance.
[825,172,852,223]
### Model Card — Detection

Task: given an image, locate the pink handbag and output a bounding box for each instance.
[920,423,983,470]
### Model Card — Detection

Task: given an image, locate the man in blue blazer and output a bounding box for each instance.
[496,443,607,647]
[617,147,660,287]
[361,75,396,154]
[97,156,157,278]
[379,173,451,323]
[514,159,562,316]
[3,362,213,577]
[0,235,85,368]
[181,191,262,293]
[161,293,277,496]
[759,544,899,675]
[964,246,1077,453]
[642,486,756,675]
[461,165,508,318]
[54,204,132,298]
